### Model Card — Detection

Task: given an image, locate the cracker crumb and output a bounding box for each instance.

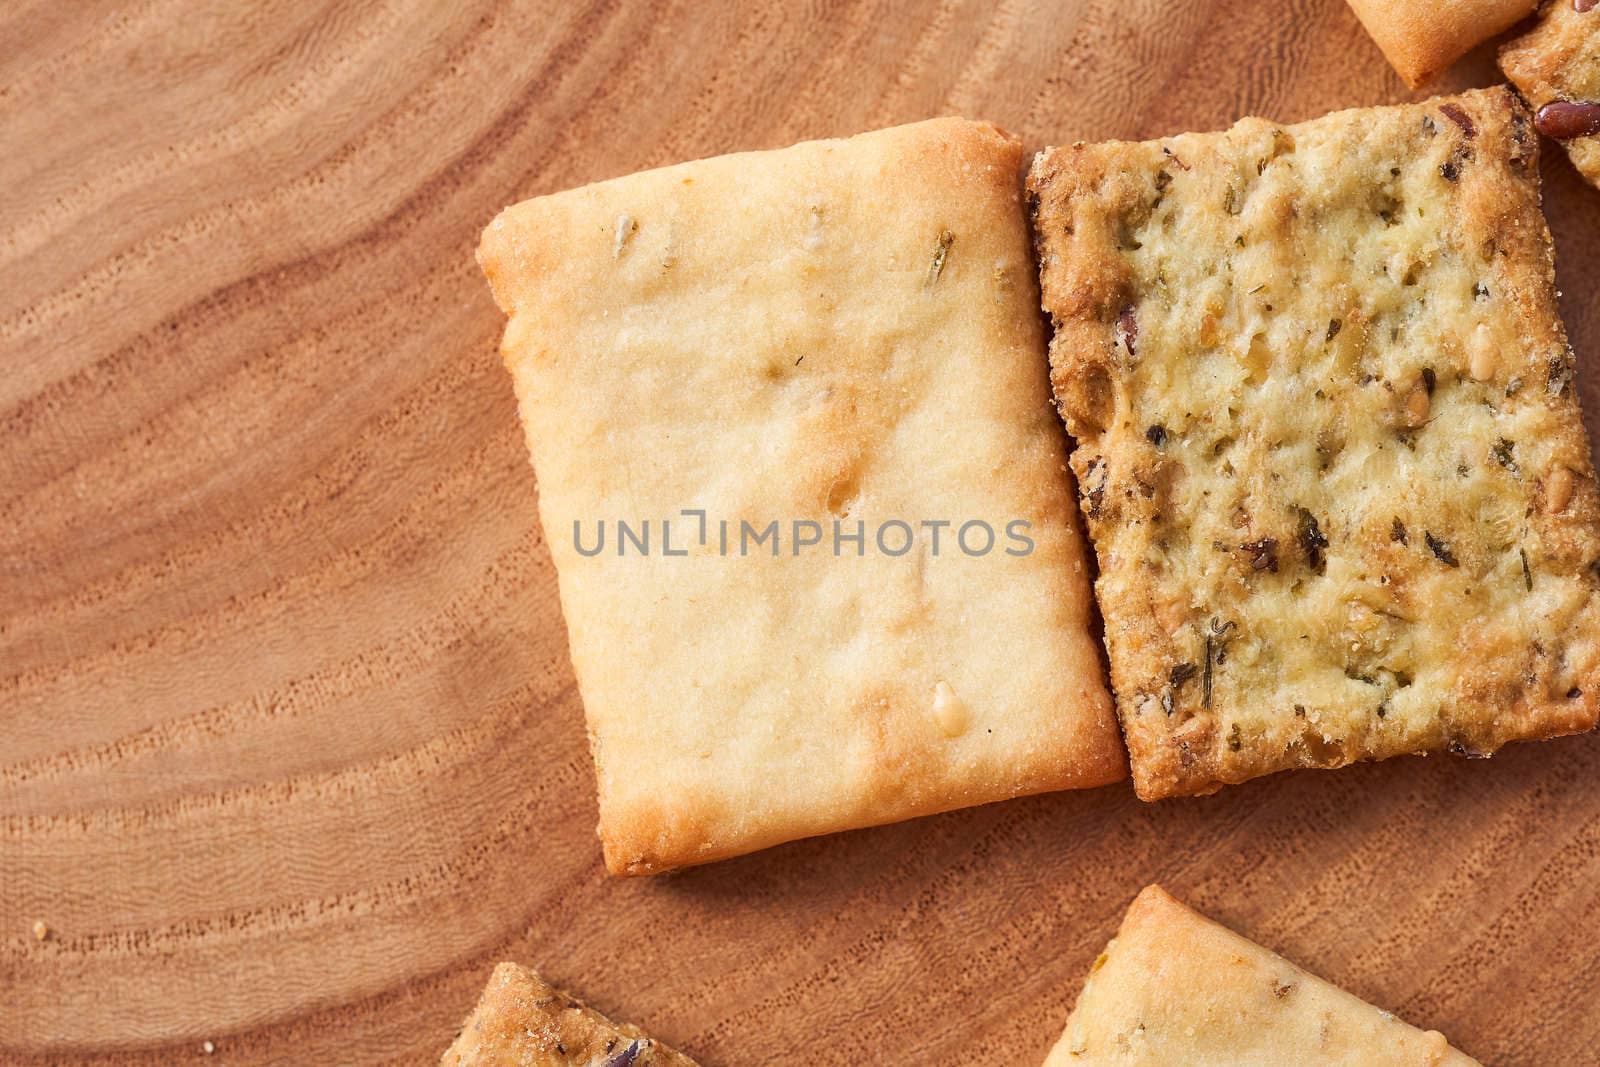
[202,1040,215,1054]
[31,920,48,941]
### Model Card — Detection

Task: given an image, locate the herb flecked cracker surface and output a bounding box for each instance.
[1043,885,1481,1065]
[1502,0,1600,190]
[1028,87,1600,801]
[480,118,1124,874]
[441,963,697,1067]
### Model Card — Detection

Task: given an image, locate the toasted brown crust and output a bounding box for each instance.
[1044,885,1481,1065]
[441,963,696,1066]
[1345,0,1538,88]
[1029,87,1600,800]
[1502,0,1600,187]
[480,118,1123,874]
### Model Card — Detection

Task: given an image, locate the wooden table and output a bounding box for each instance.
[5,1,1600,1063]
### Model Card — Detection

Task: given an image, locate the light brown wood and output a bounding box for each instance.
[4,1,1600,1063]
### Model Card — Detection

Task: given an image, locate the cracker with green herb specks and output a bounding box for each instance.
[1044,885,1481,1065]
[1029,87,1600,801]
[1502,0,1600,190]
[442,963,697,1067]
[480,118,1124,874]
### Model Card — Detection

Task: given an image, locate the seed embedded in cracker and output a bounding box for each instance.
[1029,86,1600,801]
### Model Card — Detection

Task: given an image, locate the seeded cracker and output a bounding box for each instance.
[1502,0,1600,190]
[1028,87,1600,800]
[480,119,1123,873]
[1044,885,1481,1065]
[442,963,697,1066]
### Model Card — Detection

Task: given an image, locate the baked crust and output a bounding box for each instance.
[1029,87,1600,800]
[1044,885,1481,1065]
[1345,0,1537,88]
[1502,0,1600,187]
[441,963,696,1066]
[480,118,1124,874]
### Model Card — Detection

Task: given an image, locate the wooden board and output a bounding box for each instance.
[4,1,1600,1063]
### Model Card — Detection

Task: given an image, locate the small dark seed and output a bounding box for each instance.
[1295,508,1329,573]
[603,1040,644,1067]
[1170,662,1198,687]
[1440,103,1476,137]
[1493,437,1519,475]
[1392,517,1408,545]
[1521,548,1533,591]
[1084,456,1108,518]
[1535,101,1600,141]
[1241,536,1280,572]
[1146,424,1168,447]
[1440,161,1460,182]
[1422,367,1436,395]
[1510,108,1536,168]
[1569,687,1584,699]
[1425,531,1459,567]
[1118,305,1139,357]
[1549,351,1575,396]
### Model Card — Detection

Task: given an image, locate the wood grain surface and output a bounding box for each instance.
[4,1,1600,1063]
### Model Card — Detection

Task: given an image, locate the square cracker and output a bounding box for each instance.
[1344,0,1537,88]
[479,118,1123,874]
[441,962,696,1066]
[1502,0,1600,189]
[1044,885,1481,1065]
[1028,87,1600,800]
